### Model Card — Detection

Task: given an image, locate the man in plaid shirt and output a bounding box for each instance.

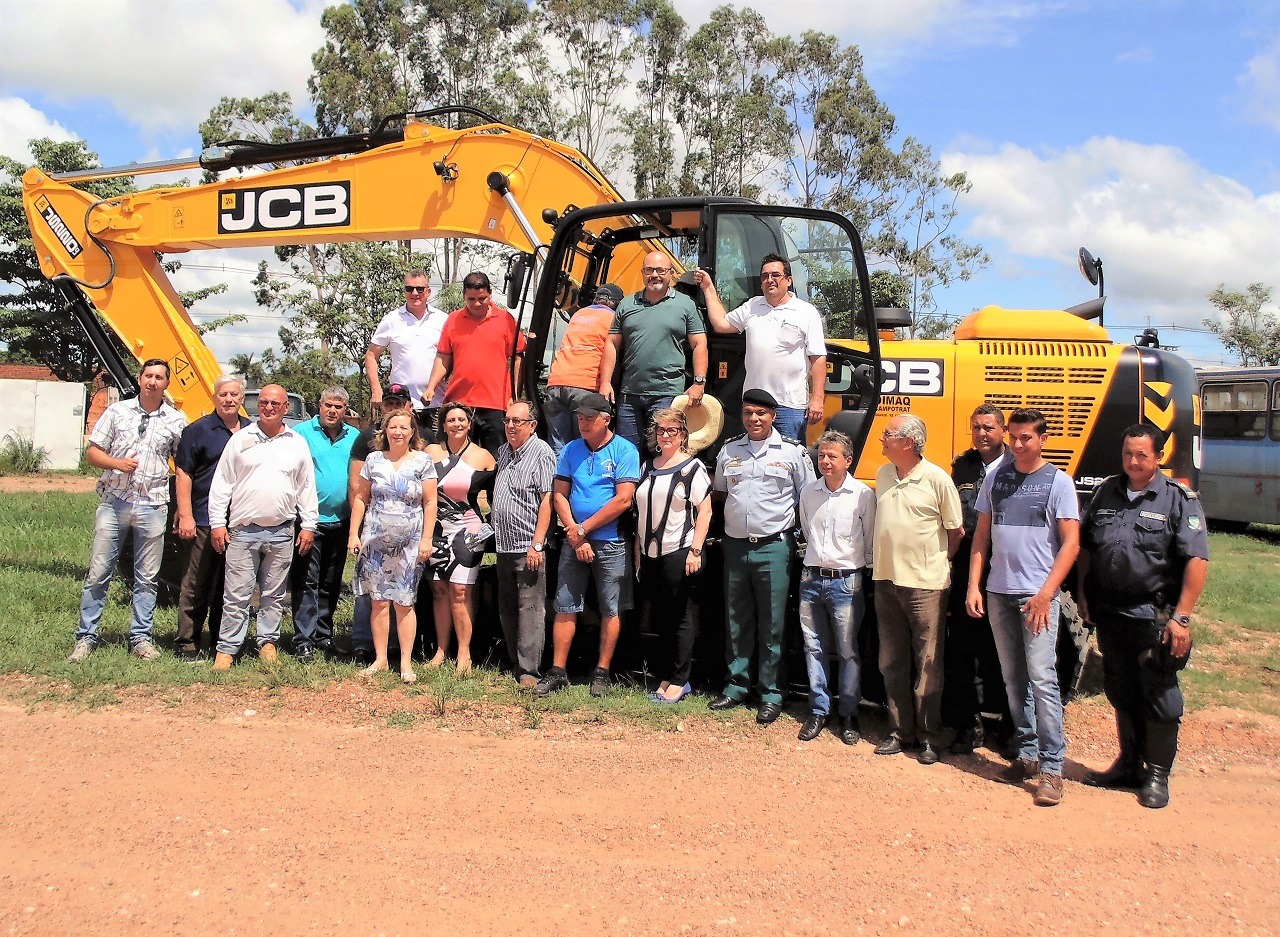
[70,358,187,663]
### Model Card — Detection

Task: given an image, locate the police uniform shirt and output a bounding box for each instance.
[1080,472,1209,619]
[952,445,1011,541]
[713,430,815,539]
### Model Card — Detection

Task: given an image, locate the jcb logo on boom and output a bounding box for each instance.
[217,182,351,234]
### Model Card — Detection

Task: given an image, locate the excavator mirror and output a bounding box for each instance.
[504,252,533,310]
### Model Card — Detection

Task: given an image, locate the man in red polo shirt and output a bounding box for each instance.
[425,271,527,456]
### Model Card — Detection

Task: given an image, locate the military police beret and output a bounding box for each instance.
[741,388,778,410]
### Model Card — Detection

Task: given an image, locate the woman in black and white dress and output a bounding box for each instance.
[634,407,713,703]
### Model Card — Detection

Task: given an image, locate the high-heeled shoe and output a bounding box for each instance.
[651,682,692,704]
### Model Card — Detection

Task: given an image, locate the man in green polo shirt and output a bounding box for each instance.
[603,251,707,454]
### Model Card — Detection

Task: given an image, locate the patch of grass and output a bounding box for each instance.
[0,432,50,474]
[0,492,1276,723]
[385,709,419,729]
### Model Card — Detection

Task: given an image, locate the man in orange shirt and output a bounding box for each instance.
[543,283,622,454]
[424,271,527,457]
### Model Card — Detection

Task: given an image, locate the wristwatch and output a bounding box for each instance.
[692,375,706,385]
[532,542,544,553]
[576,524,586,539]
[1173,614,1191,625]
[689,546,703,557]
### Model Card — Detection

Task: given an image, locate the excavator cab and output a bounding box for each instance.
[527,198,882,459]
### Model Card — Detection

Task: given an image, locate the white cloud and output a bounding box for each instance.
[0,0,327,132]
[668,0,1046,64]
[0,97,78,162]
[1238,36,1280,133]
[941,137,1280,329]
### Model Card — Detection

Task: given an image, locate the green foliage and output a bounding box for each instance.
[0,432,50,474]
[1203,282,1280,367]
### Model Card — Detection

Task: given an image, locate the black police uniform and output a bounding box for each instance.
[941,446,1013,751]
[1079,472,1209,803]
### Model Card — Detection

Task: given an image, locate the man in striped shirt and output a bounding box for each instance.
[492,400,556,687]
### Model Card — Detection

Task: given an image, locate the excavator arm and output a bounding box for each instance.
[22,114,655,418]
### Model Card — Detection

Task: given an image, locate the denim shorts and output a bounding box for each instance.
[554,539,633,617]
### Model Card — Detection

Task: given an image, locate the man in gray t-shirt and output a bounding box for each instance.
[967,408,1079,807]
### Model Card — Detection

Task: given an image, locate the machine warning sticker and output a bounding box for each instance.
[218,182,352,234]
[34,195,83,259]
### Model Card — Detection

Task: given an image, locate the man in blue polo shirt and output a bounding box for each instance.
[535,393,640,698]
[173,374,251,661]
[289,386,359,661]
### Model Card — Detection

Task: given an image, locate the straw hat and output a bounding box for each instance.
[670,393,724,454]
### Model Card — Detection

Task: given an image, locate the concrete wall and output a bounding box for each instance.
[0,379,87,470]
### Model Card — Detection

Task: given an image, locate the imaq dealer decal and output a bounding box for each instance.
[218,182,352,234]
[35,195,83,259]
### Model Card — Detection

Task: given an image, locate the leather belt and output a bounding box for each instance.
[728,532,787,546]
[806,566,859,578]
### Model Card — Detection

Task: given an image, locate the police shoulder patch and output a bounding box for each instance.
[1187,515,1202,530]
[781,435,805,448]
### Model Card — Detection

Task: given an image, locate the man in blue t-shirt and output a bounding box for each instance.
[535,393,640,698]
[967,407,1079,807]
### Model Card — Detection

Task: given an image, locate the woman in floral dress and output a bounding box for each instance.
[348,411,438,682]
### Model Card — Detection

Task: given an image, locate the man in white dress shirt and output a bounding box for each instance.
[207,384,319,670]
[797,430,876,744]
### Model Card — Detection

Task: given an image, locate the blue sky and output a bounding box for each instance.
[3,0,1279,367]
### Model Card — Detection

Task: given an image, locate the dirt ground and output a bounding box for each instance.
[0,473,98,493]
[1,680,1277,937]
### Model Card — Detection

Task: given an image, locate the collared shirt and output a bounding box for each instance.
[952,445,1012,540]
[873,457,963,590]
[1080,472,1209,619]
[548,303,615,391]
[175,411,251,526]
[609,289,704,396]
[207,422,319,531]
[494,434,557,553]
[713,430,815,539]
[89,397,187,506]
[438,302,527,410]
[295,416,358,525]
[555,433,641,542]
[725,293,826,409]
[371,303,449,409]
[799,473,876,570]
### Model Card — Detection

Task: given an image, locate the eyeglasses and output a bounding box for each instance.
[258,400,287,410]
[760,271,789,280]
[880,430,905,440]
[654,426,683,436]
[641,266,672,275]
[502,418,535,425]
[404,285,427,293]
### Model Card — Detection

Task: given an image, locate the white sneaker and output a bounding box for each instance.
[67,639,95,664]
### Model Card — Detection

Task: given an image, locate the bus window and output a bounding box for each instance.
[1202,380,1269,439]
[1273,382,1280,441]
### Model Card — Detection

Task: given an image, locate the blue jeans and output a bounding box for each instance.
[987,591,1066,775]
[799,570,865,717]
[77,495,167,646]
[554,540,633,617]
[289,520,349,651]
[773,406,807,442]
[543,385,595,456]
[616,393,674,454]
[218,523,295,655]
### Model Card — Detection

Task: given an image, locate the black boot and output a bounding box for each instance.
[1084,711,1143,788]
[1138,720,1179,809]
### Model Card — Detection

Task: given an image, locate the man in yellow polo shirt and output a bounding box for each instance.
[873,413,964,765]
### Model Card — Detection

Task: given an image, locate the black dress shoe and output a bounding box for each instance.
[797,713,827,741]
[918,741,940,765]
[838,716,861,746]
[875,735,905,755]
[756,702,783,725]
[949,725,982,755]
[708,694,742,712]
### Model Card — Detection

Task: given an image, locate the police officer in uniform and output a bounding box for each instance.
[1078,424,1209,809]
[709,388,815,724]
[943,403,1014,754]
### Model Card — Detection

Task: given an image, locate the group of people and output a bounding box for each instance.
[69,257,1209,811]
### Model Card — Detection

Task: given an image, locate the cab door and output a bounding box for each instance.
[701,205,881,457]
